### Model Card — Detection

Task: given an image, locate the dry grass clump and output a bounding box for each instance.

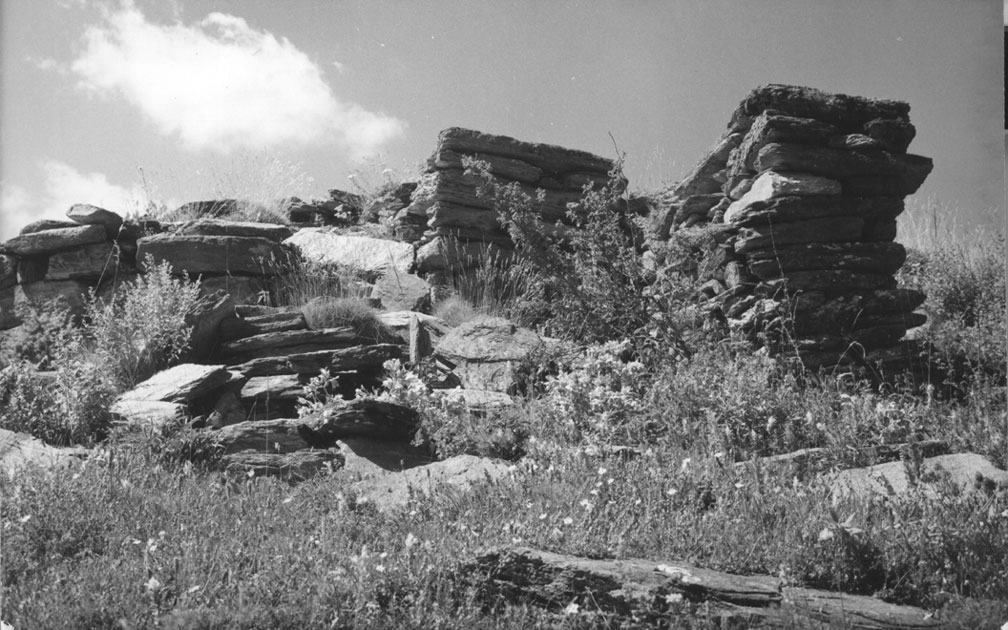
[432,294,483,327]
[301,297,391,342]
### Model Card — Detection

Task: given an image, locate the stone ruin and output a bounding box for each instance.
[0,84,934,376]
[654,84,933,371]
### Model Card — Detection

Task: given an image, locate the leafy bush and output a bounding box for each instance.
[300,297,391,342]
[87,256,202,389]
[0,348,116,446]
[0,297,76,370]
[466,158,692,363]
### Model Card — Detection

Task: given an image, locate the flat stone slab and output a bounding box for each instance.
[231,343,401,378]
[830,453,1008,501]
[109,400,188,431]
[213,418,310,455]
[0,429,89,477]
[0,224,107,256]
[284,230,414,276]
[117,363,231,404]
[171,219,293,242]
[240,374,306,401]
[67,204,123,236]
[724,171,840,224]
[46,242,118,281]
[137,234,289,275]
[435,317,542,392]
[350,455,513,513]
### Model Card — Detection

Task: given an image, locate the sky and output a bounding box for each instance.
[0,0,1003,240]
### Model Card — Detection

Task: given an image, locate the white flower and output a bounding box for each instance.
[404,533,418,549]
[145,576,163,594]
[563,601,580,615]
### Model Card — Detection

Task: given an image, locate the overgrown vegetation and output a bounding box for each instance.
[2,161,1006,628]
[301,296,392,342]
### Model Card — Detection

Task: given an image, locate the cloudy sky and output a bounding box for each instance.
[0,0,1003,239]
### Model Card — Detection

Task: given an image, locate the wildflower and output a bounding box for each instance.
[145,576,163,594]
[597,467,608,476]
[563,601,580,615]
[404,533,418,549]
[680,458,692,472]
[562,517,573,525]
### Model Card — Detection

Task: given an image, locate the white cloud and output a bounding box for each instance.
[0,161,149,240]
[69,3,405,155]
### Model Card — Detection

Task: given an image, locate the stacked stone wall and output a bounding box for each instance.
[659,84,933,370]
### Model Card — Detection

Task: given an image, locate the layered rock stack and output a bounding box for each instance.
[0,205,127,330]
[658,85,933,370]
[398,128,618,275]
[136,218,294,305]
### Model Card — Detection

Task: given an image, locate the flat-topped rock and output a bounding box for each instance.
[371,268,430,312]
[231,343,401,377]
[170,219,293,242]
[1,224,107,257]
[117,363,231,404]
[220,327,359,359]
[20,219,77,235]
[830,453,1008,501]
[729,84,911,132]
[240,374,307,401]
[213,418,310,454]
[137,234,289,275]
[297,399,420,445]
[284,230,414,276]
[436,127,614,175]
[0,429,89,477]
[435,317,543,392]
[45,242,118,281]
[67,204,123,237]
[109,400,187,431]
[724,171,841,224]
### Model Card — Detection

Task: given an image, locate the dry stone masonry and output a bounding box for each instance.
[399,127,619,275]
[658,84,933,371]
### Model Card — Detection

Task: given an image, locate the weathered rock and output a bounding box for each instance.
[864,118,916,153]
[830,453,1008,501]
[435,317,543,392]
[220,327,358,360]
[726,195,903,227]
[20,219,76,235]
[206,391,246,428]
[759,270,896,293]
[745,242,906,278]
[117,364,231,404]
[16,257,47,284]
[350,455,513,513]
[0,429,89,477]
[220,310,307,341]
[213,418,310,454]
[45,242,118,281]
[755,143,933,196]
[284,229,414,276]
[827,133,886,151]
[427,201,501,233]
[1,224,107,257]
[0,255,17,290]
[371,268,430,312]
[171,219,293,242]
[222,449,342,481]
[436,127,614,176]
[417,169,584,223]
[431,149,543,184]
[724,172,841,224]
[67,204,123,237]
[297,399,420,445]
[735,111,838,164]
[735,217,865,254]
[469,546,940,629]
[183,290,236,362]
[729,84,911,132]
[240,374,307,401]
[232,343,401,377]
[332,438,434,480]
[137,234,289,276]
[109,400,187,431]
[671,131,745,199]
[864,220,898,242]
[377,311,451,348]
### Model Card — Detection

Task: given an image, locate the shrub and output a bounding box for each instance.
[86,256,202,390]
[465,158,692,362]
[0,345,116,446]
[0,297,76,370]
[301,297,391,342]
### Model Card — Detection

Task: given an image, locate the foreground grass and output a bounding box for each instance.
[3,430,1007,629]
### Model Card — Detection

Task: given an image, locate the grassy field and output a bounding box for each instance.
[1,180,1005,628]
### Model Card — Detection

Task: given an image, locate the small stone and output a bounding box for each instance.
[67,204,124,237]
[371,268,431,312]
[117,363,231,404]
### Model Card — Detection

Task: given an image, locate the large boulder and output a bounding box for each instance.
[1,225,107,257]
[434,317,542,392]
[117,364,233,404]
[370,268,431,312]
[284,230,414,276]
[136,234,290,275]
[0,429,89,476]
[829,453,1008,501]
